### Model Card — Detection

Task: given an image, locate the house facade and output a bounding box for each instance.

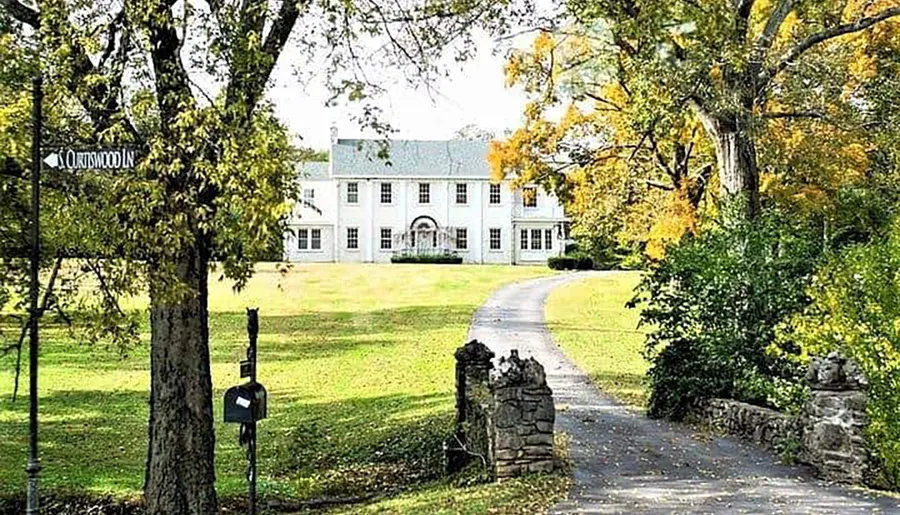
[283,134,569,265]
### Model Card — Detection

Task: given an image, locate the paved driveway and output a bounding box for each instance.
[468,273,900,514]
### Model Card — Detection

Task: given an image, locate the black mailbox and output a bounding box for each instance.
[224,382,267,423]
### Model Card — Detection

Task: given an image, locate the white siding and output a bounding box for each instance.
[283,178,337,262]
[284,175,568,265]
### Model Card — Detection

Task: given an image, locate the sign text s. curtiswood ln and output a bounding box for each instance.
[43,147,137,170]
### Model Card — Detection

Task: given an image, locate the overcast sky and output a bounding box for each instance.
[266,35,530,150]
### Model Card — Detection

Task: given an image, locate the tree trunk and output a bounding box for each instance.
[713,128,760,220]
[144,239,218,515]
[690,102,760,221]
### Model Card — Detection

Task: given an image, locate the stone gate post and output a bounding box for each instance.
[803,352,868,483]
[490,350,555,479]
[447,340,495,472]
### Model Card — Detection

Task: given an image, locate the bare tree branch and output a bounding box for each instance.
[141,0,196,129]
[733,0,755,42]
[584,92,623,111]
[764,7,900,81]
[10,256,63,402]
[250,0,305,114]
[643,179,675,191]
[752,0,794,68]
[98,10,127,68]
[0,0,39,27]
[762,110,828,120]
[3,0,142,142]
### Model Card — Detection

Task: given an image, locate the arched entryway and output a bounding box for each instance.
[409,215,439,253]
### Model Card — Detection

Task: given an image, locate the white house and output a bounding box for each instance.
[283,132,569,264]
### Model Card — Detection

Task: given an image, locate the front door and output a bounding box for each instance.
[411,217,439,254]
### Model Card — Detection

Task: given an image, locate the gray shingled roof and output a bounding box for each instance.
[297,161,330,180]
[331,139,491,178]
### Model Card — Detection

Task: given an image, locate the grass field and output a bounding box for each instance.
[544,272,649,407]
[0,263,567,512]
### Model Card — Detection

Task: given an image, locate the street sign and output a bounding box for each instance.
[42,147,137,170]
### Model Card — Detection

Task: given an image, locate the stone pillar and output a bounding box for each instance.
[802,351,868,483]
[490,350,555,479]
[447,339,495,472]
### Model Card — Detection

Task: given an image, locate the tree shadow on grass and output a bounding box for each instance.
[0,388,459,512]
[0,389,150,509]
[2,305,477,372]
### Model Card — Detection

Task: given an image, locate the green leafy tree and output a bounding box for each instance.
[788,220,900,488]
[632,215,818,419]
[0,0,533,512]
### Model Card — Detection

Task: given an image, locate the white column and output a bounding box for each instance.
[476,181,484,263]
[333,180,341,262]
[402,179,409,248]
[366,179,375,262]
[510,222,517,265]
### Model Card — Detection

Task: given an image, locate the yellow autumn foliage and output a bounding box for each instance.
[645,189,701,261]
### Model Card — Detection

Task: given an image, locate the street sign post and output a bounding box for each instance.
[27,75,42,515]
[26,89,140,513]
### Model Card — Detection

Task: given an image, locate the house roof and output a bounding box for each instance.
[331,139,492,178]
[297,161,330,180]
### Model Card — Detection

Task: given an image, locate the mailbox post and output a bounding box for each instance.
[224,308,267,515]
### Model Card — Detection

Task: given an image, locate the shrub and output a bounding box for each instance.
[788,220,900,489]
[390,254,463,264]
[547,253,593,271]
[631,215,818,420]
[569,235,637,270]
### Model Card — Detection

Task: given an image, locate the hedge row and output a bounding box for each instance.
[547,254,594,270]
[391,254,463,264]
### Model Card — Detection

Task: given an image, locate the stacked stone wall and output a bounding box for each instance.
[688,398,799,452]
[689,352,868,485]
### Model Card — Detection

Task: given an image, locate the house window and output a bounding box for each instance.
[298,228,309,250]
[346,182,358,204]
[380,182,392,204]
[311,228,322,250]
[456,183,468,204]
[489,228,501,250]
[380,228,392,250]
[545,229,553,250]
[523,187,537,208]
[520,229,528,250]
[346,227,359,249]
[419,183,430,204]
[531,229,542,250]
[456,228,468,249]
[489,184,501,205]
[303,188,315,201]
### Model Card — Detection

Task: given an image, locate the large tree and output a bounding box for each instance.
[494,1,900,222]
[0,0,530,512]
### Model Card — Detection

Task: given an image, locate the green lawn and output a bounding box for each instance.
[0,263,567,512]
[544,272,649,407]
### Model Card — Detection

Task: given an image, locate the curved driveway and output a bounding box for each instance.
[468,273,900,514]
